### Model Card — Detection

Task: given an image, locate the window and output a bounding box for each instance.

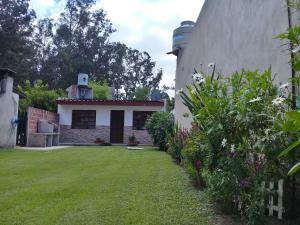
[72,110,96,129]
[133,111,153,130]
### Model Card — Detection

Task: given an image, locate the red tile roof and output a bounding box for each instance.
[56,99,164,107]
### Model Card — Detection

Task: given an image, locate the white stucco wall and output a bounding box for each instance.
[174,0,292,129]
[0,77,19,148]
[57,104,164,126]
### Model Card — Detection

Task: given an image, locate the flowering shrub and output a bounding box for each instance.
[180,69,292,225]
[166,124,189,163]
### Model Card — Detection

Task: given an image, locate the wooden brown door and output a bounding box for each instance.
[110,110,124,143]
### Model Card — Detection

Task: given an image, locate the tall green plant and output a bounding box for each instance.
[276,1,300,176]
[278,110,300,176]
[145,112,173,151]
[166,124,189,163]
[180,69,290,225]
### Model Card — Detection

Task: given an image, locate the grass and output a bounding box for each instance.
[0,146,216,225]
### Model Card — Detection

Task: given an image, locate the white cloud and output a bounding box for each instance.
[97,0,204,95]
[30,0,204,96]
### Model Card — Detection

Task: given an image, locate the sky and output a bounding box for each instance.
[29,0,205,95]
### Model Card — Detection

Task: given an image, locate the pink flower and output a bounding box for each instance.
[195,160,202,172]
[239,177,250,188]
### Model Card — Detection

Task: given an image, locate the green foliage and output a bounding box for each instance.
[203,169,239,207]
[180,69,292,224]
[0,0,37,84]
[89,80,110,100]
[166,97,175,112]
[32,0,162,98]
[182,126,209,185]
[134,87,150,100]
[166,124,189,163]
[18,80,63,112]
[145,112,173,151]
[276,2,300,177]
[278,110,300,176]
[1,0,163,99]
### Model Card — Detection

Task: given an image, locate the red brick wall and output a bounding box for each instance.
[27,107,59,134]
[59,125,153,145]
[123,126,153,145]
[59,125,110,144]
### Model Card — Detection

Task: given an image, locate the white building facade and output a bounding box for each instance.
[57,99,165,145]
[0,69,19,148]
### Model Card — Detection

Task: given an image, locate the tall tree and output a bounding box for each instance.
[0,0,36,84]
[33,0,163,99]
[33,18,58,86]
[122,49,162,99]
[51,0,115,88]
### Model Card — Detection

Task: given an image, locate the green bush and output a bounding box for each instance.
[180,69,292,224]
[182,126,208,187]
[18,80,64,112]
[166,124,189,163]
[134,86,150,100]
[89,80,110,100]
[145,112,173,151]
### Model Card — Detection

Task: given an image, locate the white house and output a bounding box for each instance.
[57,74,165,145]
[57,99,164,145]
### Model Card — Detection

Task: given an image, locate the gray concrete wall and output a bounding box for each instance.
[174,0,292,128]
[0,76,19,148]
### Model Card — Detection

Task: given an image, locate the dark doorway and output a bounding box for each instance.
[110,110,124,143]
[16,111,27,146]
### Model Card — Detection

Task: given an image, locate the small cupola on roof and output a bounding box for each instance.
[167,20,195,56]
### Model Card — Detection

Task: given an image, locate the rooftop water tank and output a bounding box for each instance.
[170,21,195,55]
[78,73,88,86]
[150,90,162,101]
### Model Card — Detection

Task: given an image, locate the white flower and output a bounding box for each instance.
[230,144,235,153]
[208,62,215,68]
[249,97,262,103]
[292,45,300,53]
[264,129,271,135]
[279,83,289,90]
[193,73,205,84]
[221,138,227,147]
[272,97,285,106]
[175,88,183,96]
[193,73,203,80]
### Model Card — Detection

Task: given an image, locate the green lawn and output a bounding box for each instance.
[0,146,217,225]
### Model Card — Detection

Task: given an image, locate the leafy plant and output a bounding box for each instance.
[128,134,139,146]
[179,69,291,224]
[276,2,300,177]
[166,124,189,164]
[89,80,110,100]
[278,110,300,176]
[145,112,173,151]
[18,80,64,112]
[134,87,150,100]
